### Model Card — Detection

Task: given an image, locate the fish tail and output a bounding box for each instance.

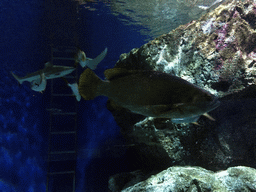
[11,72,23,84]
[87,48,107,70]
[78,68,102,100]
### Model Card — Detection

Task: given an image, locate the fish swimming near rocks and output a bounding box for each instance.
[75,48,107,70]
[30,72,47,93]
[11,62,75,84]
[78,68,220,124]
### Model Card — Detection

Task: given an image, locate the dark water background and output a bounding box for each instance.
[0,0,149,191]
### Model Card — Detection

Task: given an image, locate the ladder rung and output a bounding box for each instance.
[48,171,75,175]
[52,94,74,97]
[52,47,76,53]
[51,112,77,115]
[50,131,76,135]
[53,57,75,60]
[50,151,76,154]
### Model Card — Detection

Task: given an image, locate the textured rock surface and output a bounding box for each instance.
[109,166,256,192]
[115,0,256,97]
[108,0,256,174]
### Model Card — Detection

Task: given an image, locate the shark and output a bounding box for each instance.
[11,62,76,84]
[30,72,47,93]
[75,47,108,70]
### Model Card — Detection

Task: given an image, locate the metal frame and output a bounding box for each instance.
[46,46,78,192]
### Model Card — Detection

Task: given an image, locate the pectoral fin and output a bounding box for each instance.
[203,113,215,121]
[171,116,201,124]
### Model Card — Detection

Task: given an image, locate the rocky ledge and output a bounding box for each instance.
[109,166,256,192]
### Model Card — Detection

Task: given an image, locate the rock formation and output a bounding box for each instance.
[108,0,256,190]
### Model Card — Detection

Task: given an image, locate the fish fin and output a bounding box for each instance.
[87,47,107,70]
[203,113,215,121]
[78,68,102,100]
[171,116,201,124]
[192,122,201,126]
[45,62,52,68]
[11,72,23,84]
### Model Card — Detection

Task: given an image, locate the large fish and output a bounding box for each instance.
[78,68,220,123]
[75,48,107,70]
[11,62,75,84]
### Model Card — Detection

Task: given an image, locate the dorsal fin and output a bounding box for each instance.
[45,62,52,68]
[104,68,142,80]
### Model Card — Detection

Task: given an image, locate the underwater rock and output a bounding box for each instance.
[109,166,256,192]
[108,0,256,175]
[115,0,256,97]
[108,170,146,192]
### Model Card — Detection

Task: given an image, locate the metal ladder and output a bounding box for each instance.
[46,46,78,192]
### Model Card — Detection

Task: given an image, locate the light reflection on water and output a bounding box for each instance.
[76,0,221,41]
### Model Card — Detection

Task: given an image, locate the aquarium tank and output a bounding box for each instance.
[1,0,256,191]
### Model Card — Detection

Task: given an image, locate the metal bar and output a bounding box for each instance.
[51,112,77,115]
[53,57,75,60]
[52,47,77,53]
[50,131,76,135]
[46,46,55,192]
[52,94,74,97]
[48,171,75,175]
[49,151,76,154]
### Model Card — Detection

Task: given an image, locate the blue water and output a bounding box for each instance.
[0,0,149,191]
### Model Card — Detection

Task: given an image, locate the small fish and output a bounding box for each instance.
[78,68,220,124]
[30,72,47,93]
[11,62,75,84]
[75,48,107,70]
